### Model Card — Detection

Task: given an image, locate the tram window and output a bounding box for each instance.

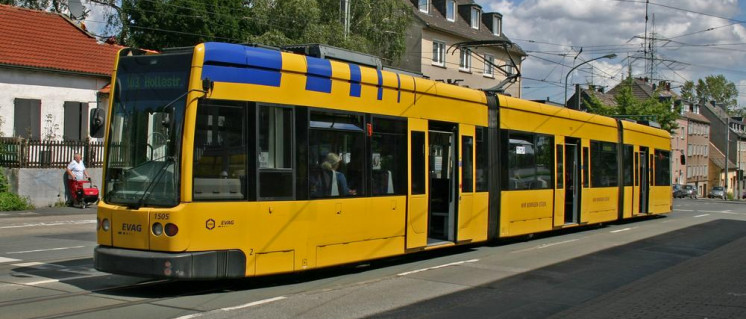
[475,127,488,192]
[504,130,553,190]
[371,117,407,196]
[258,104,294,199]
[556,144,563,189]
[462,135,474,193]
[308,111,364,198]
[535,135,554,189]
[654,150,671,186]
[411,131,426,195]
[623,145,633,186]
[582,147,589,188]
[193,100,247,201]
[634,152,639,186]
[590,141,618,187]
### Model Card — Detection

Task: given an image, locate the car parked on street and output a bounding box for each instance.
[682,184,697,199]
[672,184,684,198]
[709,186,726,200]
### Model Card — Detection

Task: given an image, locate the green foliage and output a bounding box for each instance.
[115,0,411,64]
[582,94,617,117]
[681,74,739,112]
[0,169,32,211]
[613,78,680,132]
[583,77,680,133]
[0,192,32,211]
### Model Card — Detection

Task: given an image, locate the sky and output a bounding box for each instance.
[80,0,746,106]
[473,0,746,106]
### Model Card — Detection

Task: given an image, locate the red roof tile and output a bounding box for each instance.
[0,4,121,76]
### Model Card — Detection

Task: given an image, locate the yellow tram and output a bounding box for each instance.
[93,43,671,278]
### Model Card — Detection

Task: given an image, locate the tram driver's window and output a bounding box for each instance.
[193,100,247,201]
[308,111,364,198]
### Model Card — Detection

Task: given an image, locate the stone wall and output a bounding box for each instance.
[2,167,102,208]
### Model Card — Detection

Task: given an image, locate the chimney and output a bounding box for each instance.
[666,82,671,91]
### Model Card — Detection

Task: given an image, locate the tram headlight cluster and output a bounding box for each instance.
[99,218,110,231]
[152,222,178,237]
[152,222,163,236]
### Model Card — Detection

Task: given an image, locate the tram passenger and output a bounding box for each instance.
[320,153,356,196]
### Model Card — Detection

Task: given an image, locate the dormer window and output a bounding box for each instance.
[446,0,456,22]
[419,0,429,13]
[492,15,502,36]
[470,7,480,29]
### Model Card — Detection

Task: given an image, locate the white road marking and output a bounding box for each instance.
[675,209,694,212]
[694,214,710,218]
[173,296,287,319]
[23,274,105,286]
[611,227,632,233]
[12,262,44,267]
[397,259,480,276]
[537,239,580,249]
[6,246,86,254]
[0,257,21,263]
[511,238,583,254]
[0,220,95,229]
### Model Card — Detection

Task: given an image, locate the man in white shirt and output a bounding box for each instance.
[66,153,89,181]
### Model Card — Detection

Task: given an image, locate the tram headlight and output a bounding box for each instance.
[164,223,179,237]
[152,222,163,236]
[101,218,110,231]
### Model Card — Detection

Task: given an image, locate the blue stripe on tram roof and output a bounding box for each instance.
[202,42,282,87]
[305,56,332,93]
[349,64,362,98]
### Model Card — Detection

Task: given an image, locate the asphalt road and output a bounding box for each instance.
[1,199,745,319]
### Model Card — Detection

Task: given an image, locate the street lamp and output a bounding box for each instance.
[564,53,617,107]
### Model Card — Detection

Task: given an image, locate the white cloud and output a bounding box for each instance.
[475,0,746,106]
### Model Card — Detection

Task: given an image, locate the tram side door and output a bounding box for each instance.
[564,138,581,224]
[406,119,428,250]
[428,127,457,244]
[639,147,650,214]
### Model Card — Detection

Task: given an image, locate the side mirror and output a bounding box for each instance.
[90,108,106,138]
[680,154,686,165]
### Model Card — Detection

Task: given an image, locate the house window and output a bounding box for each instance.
[505,60,514,75]
[483,54,494,77]
[418,0,429,13]
[14,98,41,139]
[446,0,456,21]
[432,40,445,67]
[459,49,471,71]
[493,15,502,36]
[470,7,480,29]
[63,101,89,141]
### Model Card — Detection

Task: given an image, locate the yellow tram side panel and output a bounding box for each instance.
[497,95,619,236]
[175,45,488,275]
[621,121,672,217]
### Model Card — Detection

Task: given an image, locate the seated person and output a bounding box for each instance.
[319,153,356,196]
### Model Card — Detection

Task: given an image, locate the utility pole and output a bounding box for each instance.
[341,0,351,39]
[725,119,730,197]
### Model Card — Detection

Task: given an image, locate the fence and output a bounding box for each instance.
[0,138,104,168]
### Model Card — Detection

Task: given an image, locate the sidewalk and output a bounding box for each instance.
[0,205,96,217]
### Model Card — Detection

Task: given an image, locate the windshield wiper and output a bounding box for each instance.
[129,157,174,210]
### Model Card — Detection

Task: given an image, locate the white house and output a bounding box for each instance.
[0,4,120,141]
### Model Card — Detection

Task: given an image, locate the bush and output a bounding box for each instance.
[0,192,32,211]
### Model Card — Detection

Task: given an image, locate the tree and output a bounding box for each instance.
[613,78,680,132]
[681,74,739,113]
[584,78,680,133]
[102,0,411,64]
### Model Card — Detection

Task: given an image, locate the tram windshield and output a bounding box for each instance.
[103,51,193,208]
